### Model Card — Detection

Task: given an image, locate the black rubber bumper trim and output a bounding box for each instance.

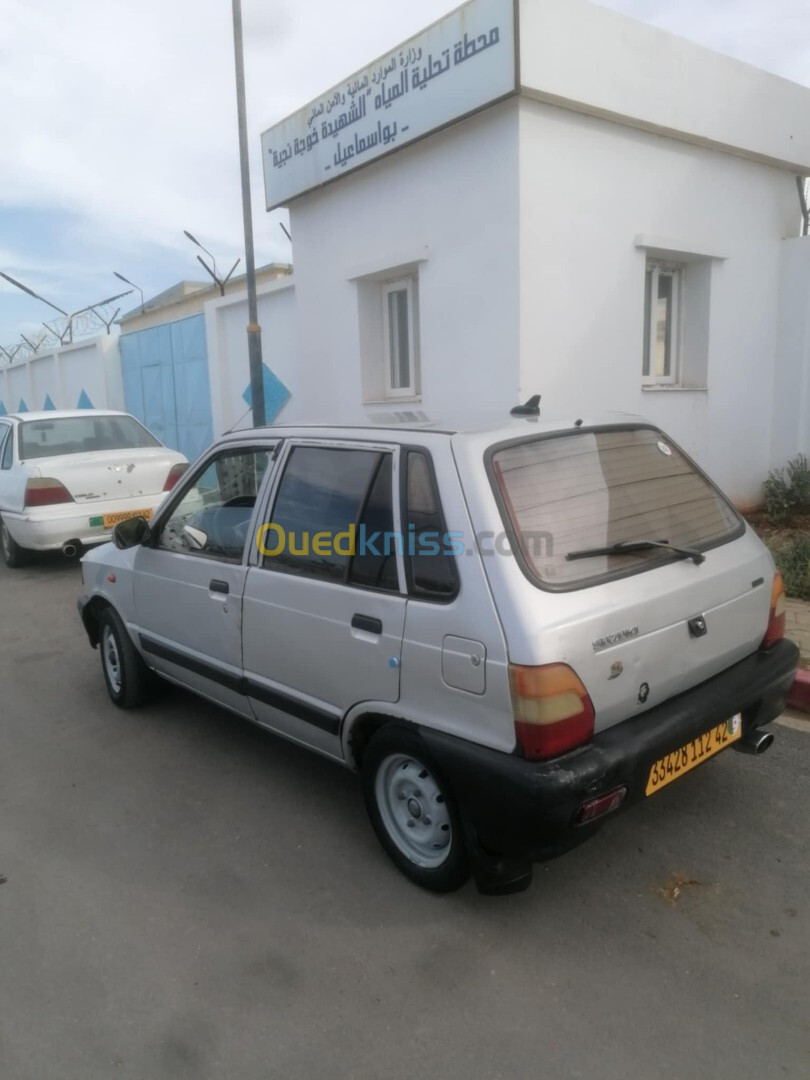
[419,639,800,860]
[140,633,244,694]
[139,633,340,736]
[243,678,340,736]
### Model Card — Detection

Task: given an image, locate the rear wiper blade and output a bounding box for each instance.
[565,537,705,565]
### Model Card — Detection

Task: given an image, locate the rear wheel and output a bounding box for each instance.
[362,726,470,893]
[99,606,155,708]
[0,516,27,568]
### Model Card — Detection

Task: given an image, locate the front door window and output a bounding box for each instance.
[159,448,273,561]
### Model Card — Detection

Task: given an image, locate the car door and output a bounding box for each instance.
[132,442,276,716]
[242,440,407,759]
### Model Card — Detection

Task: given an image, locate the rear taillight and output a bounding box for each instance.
[509,662,595,760]
[24,478,74,507]
[761,571,786,649]
[163,463,188,491]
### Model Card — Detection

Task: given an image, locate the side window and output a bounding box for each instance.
[159,447,272,561]
[347,454,398,592]
[0,427,12,470]
[261,445,390,585]
[403,450,458,600]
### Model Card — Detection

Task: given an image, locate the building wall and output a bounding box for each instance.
[204,277,298,435]
[518,0,810,171]
[0,336,123,416]
[117,266,292,334]
[287,99,520,424]
[772,237,810,472]
[518,97,801,506]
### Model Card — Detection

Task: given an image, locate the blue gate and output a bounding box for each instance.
[120,314,213,461]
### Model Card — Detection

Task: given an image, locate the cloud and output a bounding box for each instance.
[1,0,808,344]
[597,0,810,84]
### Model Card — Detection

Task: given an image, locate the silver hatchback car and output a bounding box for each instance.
[78,408,799,893]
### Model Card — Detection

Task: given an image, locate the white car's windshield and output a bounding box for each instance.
[19,415,160,461]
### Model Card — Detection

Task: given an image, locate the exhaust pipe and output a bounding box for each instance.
[734,726,775,755]
[62,540,81,558]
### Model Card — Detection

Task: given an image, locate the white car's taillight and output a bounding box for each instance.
[24,478,74,507]
[163,463,188,491]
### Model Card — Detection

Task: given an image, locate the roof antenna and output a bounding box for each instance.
[510,394,541,417]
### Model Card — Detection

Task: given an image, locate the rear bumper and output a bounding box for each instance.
[3,495,165,551]
[420,639,799,869]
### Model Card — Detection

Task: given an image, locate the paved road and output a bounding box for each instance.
[0,553,808,1080]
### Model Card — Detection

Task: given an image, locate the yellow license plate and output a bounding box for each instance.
[101,508,153,528]
[646,715,742,796]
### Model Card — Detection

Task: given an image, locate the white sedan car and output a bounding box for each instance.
[0,410,187,568]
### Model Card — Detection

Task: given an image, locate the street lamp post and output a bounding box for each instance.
[232,0,266,427]
[113,272,145,313]
[182,232,240,297]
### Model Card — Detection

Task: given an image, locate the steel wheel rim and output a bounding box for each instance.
[102,625,122,695]
[374,753,452,869]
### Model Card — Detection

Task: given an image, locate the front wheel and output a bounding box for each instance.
[0,516,27,568]
[361,726,470,893]
[98,606,155,708]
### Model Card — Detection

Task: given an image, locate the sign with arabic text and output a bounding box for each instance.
[261,0,517,209]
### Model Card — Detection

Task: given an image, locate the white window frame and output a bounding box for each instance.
[643,260,682,386]
[382,277,418,399]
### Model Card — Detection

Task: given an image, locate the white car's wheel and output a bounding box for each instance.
[0,516,27,569]
[362,726,470,893]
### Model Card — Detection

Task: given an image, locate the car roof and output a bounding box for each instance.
[216,409,650,446]
[4,409,131,422]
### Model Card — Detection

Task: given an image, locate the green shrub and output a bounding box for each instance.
[763,453,810,525]
[768,535,810,601]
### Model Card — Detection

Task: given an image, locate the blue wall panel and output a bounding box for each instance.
[120,314,213,460]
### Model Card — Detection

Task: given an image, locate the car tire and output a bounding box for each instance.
[98,606,155,709]
[0,516,27,568]
[361,725,470,893]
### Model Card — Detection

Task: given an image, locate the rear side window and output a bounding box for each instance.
[263,445,396,587]
[19,415,160,460]
[403,450,458,600]
[0,426,12,470]
[490,427,741,589]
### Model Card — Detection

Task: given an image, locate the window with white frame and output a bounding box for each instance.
[643,260,683,385]
[382,278,418,398]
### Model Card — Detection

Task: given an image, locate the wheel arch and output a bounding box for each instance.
[79,595,112,649]
[341,709,419,771]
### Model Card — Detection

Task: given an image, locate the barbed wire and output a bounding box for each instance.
[0,298,129,364]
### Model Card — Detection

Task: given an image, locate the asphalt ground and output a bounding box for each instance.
[0,552,808,1079]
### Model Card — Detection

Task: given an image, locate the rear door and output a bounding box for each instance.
[131,443,275,715]
[242,440,406,759]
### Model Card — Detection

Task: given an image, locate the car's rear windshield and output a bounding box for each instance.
[489,427,742,589]
[19,415,160,461]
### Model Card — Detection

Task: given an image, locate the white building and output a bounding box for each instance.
[252,0,810,508]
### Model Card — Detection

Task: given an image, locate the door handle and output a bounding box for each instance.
[209,579,230,596]
[351,614,382,635]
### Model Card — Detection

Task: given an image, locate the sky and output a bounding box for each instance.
[1,0,809,347]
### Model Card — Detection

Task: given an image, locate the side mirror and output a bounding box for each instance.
[113,516,152,550]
